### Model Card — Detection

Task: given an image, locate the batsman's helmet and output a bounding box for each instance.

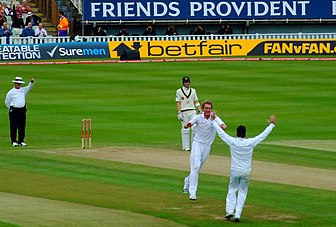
[182,76,191,84]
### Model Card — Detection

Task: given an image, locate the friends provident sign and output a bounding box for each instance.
[83,0,336,21]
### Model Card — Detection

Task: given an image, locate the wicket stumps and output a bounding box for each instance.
[81,119,92,149]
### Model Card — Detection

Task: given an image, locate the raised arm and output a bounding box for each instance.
[251,115,276,146]
[211,113,233,145]
[212,120,233,145]
[23,77,35,95]
[212,112,227,130]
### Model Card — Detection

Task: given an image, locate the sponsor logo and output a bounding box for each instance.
[45,44,108,58]
[147,40,243,56]
[58,47,107,56]
[110,40,244,58]
[0,45,41,60]
[47,45,59,57]
[247,40,336,55]
[86,0,331,20]
[113,42,142,57]
[263,42,336,54]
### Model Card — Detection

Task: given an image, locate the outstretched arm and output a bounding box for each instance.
[211,112,227,130]
[23,77,35,94]
[211,113,233,145]
[268,115,276,125]
[212,120,233,145]
[252,115,276,146]
[219,122,227,130]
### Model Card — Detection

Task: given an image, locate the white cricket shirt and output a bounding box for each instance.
[213,122,275,173]
[5,82,34,108]
[190,114,225,145]
[175,86,198,111]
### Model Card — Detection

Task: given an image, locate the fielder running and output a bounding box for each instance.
[211,114,276,222]
[183,100,227,200]
[176,76,202,151]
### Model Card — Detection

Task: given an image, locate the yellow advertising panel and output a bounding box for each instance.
[108,40,261,58]
[108,39,336,59]
[249,39,336,55]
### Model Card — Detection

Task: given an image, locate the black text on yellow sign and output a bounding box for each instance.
[108,39,336,59]
[147,41,244,56]
[108,40,258,58]
[248,41,336,55]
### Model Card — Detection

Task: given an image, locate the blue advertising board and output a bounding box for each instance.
[83,0,336,21]
[0,42,110,61]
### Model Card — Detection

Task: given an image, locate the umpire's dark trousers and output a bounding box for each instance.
[9,106,27,144]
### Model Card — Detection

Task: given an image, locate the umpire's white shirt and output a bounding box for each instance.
[213,122,275,173]
[190,114,224,145]
[5,82,34,109]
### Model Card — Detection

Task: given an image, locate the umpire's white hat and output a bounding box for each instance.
[12,76,25,84]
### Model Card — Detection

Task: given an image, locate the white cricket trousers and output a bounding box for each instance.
[226,171,250,218]
[184,141,211,197]
[180,110,196,150]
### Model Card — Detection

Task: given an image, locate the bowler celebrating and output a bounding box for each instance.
[183,100,227,200]
[211,114,276,222]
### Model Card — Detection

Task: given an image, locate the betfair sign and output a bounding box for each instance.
[108,39,336,58]
[109,40,253,58]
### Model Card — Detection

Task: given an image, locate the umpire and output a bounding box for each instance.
[5,76,35,147]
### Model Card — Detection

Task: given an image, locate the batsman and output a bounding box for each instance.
[175,76,202,151]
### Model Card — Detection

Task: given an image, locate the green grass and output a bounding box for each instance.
[0,151,335,226]
[1,61,335,147]
[0,61,335,226]
[0,222,18,227]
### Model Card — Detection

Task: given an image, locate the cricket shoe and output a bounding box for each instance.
[12,142,18,147]
[233,217,240,222]
[225,213,234,220]
[189,195,197,200]
[20,142,27,146]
